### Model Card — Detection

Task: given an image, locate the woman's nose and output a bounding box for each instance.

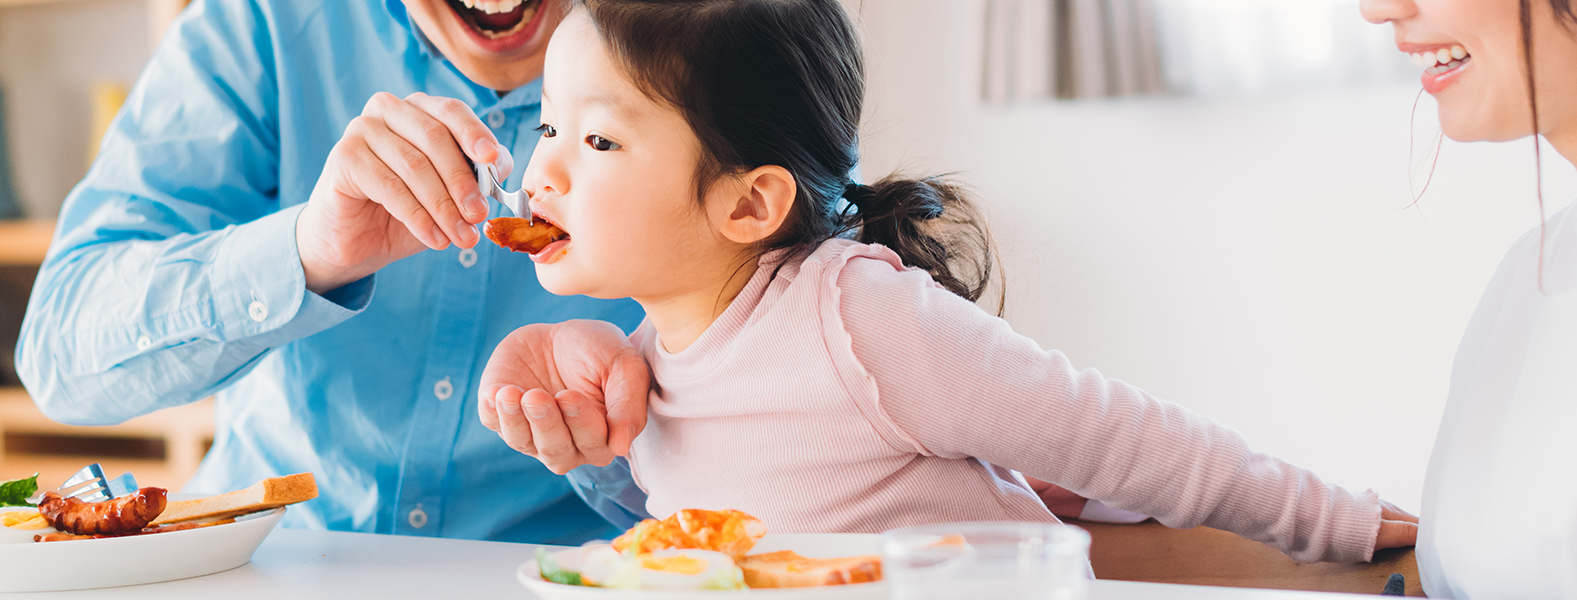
[1359,0,1417,25]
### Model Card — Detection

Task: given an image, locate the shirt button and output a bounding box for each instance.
[434,377,454,401]
[458,247,478,268]
[248,300,268,322]
[136,336,152,351]
[487,111,506,128]
[408,505,428,529]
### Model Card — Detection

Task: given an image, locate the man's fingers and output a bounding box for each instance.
[360,119,474,248]
[602,349,651,456]
[384,95,489,226]
[522,388,579,474]
[341,133,449,250]
[556,389,614,467]
[405,92,501,168]
[494,385,537,456]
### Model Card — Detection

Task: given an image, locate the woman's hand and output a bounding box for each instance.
[1023,476,1091,519]
[297,92,515,294]
[478,320,651,474]
[1374,499,1420,552]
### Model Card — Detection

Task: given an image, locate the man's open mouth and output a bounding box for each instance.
[446,0,543,39]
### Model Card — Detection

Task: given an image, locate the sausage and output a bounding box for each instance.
[38,487,167,536]
[483,217,569,254]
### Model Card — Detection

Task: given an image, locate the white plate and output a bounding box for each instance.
[0,501,286,593]
[518,533,888,600]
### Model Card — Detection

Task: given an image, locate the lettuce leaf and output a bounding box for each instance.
[0,474,39,507]
[537,546,584,586]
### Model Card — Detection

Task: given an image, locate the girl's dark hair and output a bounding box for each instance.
[1518,0,1576,287]
[575,0,1002,312]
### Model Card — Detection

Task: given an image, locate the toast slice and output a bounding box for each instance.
[739,550,883,588]
[149,473,318,525]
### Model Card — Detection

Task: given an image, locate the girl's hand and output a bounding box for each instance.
[297,92,509,294]
[1374,499,1420,552]
[478,320,651,474]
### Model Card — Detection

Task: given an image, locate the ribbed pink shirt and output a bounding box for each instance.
[628,239,1381,563]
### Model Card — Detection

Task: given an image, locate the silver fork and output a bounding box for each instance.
[24,463,139,505]
[476,161,531,223]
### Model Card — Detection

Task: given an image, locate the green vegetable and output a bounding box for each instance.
[0,474,39,507]
[537,546,585,586]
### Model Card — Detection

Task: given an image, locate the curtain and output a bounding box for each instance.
[981,0,1414,102]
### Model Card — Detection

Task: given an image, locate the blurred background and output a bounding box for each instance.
[0,0,1573,509]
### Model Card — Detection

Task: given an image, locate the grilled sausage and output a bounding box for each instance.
[38,487,167,536]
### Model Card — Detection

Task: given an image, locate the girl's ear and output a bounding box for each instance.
[713,165,796,245]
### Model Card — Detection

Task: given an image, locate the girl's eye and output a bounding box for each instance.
[535,123,557,138]
[586,134,621,152]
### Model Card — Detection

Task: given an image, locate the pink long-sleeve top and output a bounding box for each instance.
[627,238,1381,563]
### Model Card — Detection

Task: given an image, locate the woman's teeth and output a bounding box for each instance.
[1410,45,1470,74]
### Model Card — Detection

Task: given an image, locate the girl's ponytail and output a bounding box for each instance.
[844,176,1003,315]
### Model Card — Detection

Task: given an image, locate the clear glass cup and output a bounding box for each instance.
[882,521,1091,600]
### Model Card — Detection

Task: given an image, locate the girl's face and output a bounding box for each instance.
[1361,0,1577,145]
[520,11,741,303]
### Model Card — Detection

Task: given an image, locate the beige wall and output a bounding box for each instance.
[0,0,152,220]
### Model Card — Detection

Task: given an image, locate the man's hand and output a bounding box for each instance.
[297,92,515,294]
[478,320,651,474]
[1374,499,1419,551]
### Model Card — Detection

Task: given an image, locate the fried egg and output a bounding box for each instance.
[0,507,56,543]
[578,545,745,590]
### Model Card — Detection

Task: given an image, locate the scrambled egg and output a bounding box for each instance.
[0,507,56,543]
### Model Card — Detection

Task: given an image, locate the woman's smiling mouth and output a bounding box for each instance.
[1407,44,1472,94]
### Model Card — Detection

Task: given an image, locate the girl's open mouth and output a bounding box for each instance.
[444,0,547,52]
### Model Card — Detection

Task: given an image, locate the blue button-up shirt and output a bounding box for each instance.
[15,0,647,544]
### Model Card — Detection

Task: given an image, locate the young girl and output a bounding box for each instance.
[481,0,1416,563]
[1361,0,1577,595]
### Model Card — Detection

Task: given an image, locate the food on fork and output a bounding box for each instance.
[38,487,167,536]
[150,472,317,526]
[739,550,883,588]
[483,217,569,255]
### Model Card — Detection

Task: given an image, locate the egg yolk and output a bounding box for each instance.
[641,554,707,575]
[1,511,49,530]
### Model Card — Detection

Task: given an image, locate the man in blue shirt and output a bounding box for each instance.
[15,0,648,544]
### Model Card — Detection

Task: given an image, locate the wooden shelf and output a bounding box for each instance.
[0,220,52,266]
[0,386,213,490]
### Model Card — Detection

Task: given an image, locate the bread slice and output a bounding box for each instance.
[739,550,883,588]
[149,473,318,525]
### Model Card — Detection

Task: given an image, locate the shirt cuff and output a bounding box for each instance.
[211,203,373,347]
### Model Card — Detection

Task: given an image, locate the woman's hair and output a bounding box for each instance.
[574,0,1002,313]
[1519,0,1576,286]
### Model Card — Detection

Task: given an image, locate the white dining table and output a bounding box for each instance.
[15,529,1388,599]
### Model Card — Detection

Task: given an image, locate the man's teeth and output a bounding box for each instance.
[460,0,524,15]
[1410,45,1469,70]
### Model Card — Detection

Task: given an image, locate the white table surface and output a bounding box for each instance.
[12,529,1386,599]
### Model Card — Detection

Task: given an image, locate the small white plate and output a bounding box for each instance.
[518,533,888,600]
[0,501,285,593]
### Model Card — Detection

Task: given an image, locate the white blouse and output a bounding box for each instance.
[1419,203,1577,599]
